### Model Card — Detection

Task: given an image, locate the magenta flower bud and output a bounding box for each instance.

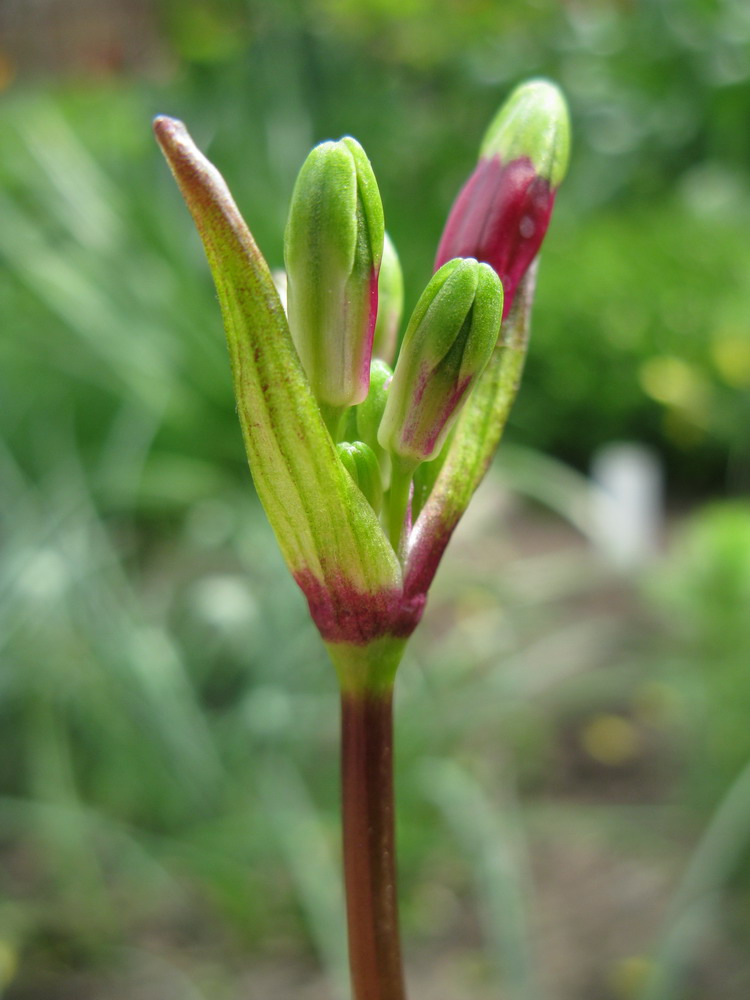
[435,79,570,319]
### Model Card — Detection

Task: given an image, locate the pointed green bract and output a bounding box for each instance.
[378,258,504,465]
[284,136,384,409]
[153,116,401,610]
[480,78,570,187]
[404,264,537,598]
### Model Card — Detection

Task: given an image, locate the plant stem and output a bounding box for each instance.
[341,687,406,1000]
[385,458,415,555]
[321,402,346,441]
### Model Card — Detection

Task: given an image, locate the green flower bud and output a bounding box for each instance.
[356,357,393,487]
[337,441,384,514]
[284,136,384,410]
[372,232,403,365]
[480,78,570,189]
[378,258,504,465]
[356,359,392,454]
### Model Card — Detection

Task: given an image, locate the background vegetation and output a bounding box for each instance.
[1,1,750,997]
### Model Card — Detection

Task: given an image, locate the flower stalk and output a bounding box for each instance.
[341,688,405,1000]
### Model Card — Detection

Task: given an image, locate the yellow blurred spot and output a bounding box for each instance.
[609,955,654,998]
[711,332,750,387]
[639,355,707,409]
[580,714,639,766]
[0,941,17,988]
[640,356,711,448]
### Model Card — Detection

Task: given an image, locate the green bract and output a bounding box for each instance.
[284,136,384,413]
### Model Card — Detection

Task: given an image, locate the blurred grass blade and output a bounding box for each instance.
[256,756,348,999]
[10,101,122,249]
[639,757,750,1000]
[0,193,174,409]
[420,758,543,1000]
[495,444,605,542]
[0,424,224,802]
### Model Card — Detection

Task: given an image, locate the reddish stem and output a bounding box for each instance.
[341,689,406,1000]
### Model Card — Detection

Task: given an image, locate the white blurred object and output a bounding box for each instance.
[188,574,259,629]
[590,443,664,569]
[272,268,288,313]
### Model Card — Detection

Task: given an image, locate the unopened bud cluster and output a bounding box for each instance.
[282,79,568,554]
[155,76,570,673]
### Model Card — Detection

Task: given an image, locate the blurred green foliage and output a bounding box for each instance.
[650,502,750,813]
[3,0,750,505]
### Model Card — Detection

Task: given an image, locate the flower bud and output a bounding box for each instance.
[356,359,392,454]
[285,136,384,409]
[356,357,393,486]
[337,441,384,514]
[372,232,403,365]
[378,258,503,465]
[435,79,570,318]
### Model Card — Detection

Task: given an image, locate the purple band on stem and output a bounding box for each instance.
[294,570,426,645]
